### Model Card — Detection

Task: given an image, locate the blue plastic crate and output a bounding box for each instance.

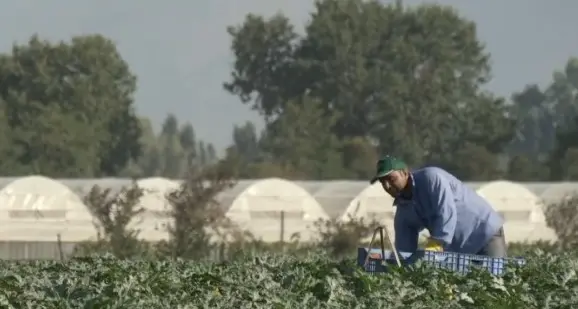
[357,248,526,276]
[457,253,526,276]
[357,248,460,273]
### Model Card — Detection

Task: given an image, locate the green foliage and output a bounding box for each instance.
[545,194,578,249]
[162,157,240,260]
[121,114,218,178]
[313,215,382,257]
[224,0,515,179]
[508,57,578,181]
[0,251,577,308]
[0,34,142,177]
[73,181,156,258]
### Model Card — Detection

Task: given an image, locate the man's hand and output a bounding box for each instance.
[424,238,444,252]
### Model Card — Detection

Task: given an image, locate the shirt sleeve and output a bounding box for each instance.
[425,173,457,247]
[394,209,419,252]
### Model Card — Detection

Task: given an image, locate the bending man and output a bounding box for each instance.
[370,155,507,257]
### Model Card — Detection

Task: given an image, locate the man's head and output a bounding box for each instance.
[370,155,410,198]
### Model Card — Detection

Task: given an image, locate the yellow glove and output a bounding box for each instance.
[424,238,444,252]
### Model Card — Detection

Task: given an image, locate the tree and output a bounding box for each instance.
[545,193,578,249]
[163,157,239,260]
[550,116,578,180]
[231,121,261,163]
[157,115,187,177]
[258,95,347,179]
[341,136,379,179]
[0,34,142,177]
[546,58,578,180]
[224,0,514,176]
[505,57,578,181]
[506,155,550,181]
[120,117,160,177]
[508,85,554,160]
[440,142,504,181]
[74,182,152,258]
[121,114,219,178]
[179,123,197,167]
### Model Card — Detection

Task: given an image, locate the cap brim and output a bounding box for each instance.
[369,171,393,184]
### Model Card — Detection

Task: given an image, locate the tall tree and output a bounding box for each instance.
[0,34,141,177]
[231,121,261,163]
[158,114,186,177]
[259,95,347,179]
[224,0,514,176]
[179,123,197,165]
[161,114,179,137]
[508,85,554,159]
[121,115,219,178]
[543,58,578,180]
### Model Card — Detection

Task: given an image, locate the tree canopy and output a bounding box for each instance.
[0,35,217,178]
[224,0,516,180]
[1,0,577,182]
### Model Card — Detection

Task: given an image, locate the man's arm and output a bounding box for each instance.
[394,210,419,252]
[426,173,458,247]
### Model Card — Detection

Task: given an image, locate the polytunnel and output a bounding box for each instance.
[539,182,578,205]
[0,176,97,242]
[340,182,393,224]
[523,182,552,198]
[296,180,368,219]
[61,178,133,200]
[132,177,182,241]
[477,180,556,243]
[218,178,329,242]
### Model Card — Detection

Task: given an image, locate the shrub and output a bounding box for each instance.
[545,193,578,249]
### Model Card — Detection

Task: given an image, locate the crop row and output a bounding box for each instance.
[0,251,576,308]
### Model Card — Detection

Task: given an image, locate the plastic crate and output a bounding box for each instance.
[357,248,460,273]
[357,248,525,276]
[457,253,526,276]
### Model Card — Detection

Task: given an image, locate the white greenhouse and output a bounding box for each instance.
[340,182,394,224]
[539,182,578,205]
[61,178,133,199]
[132,177,182,241]
[296,180,368,219]
[476,180,556,243]
[0,176,97,242]
[219,178,328,242]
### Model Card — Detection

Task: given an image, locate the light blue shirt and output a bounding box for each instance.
[393,166,504,254]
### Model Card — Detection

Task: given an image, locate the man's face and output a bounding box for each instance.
[378,170,408,198]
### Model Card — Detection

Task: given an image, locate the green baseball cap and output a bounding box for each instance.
[370,155,408,184]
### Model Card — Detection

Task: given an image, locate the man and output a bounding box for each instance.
[370,155,507,257]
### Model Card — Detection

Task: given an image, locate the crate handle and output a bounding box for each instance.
[363,226,401,268]
[470,259,484,265]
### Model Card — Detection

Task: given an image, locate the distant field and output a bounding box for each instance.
[0,250,575,308]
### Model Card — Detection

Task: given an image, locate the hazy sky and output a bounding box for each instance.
[0,0,576,153]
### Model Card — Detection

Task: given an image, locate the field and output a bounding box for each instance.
[0,251,576,308]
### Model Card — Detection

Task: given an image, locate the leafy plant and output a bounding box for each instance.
[313,215,382,258]
[73,181,154,258]
[545,193,578,248]
[0,251,577,308]
[161,157,241,260]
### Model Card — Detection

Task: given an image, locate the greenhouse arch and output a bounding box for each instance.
[220,178,328,242]
[132,177,182,241]
[296,180,367,219]
[341,182,394,224]
[0,176,96,242]
[477,180,556,242]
